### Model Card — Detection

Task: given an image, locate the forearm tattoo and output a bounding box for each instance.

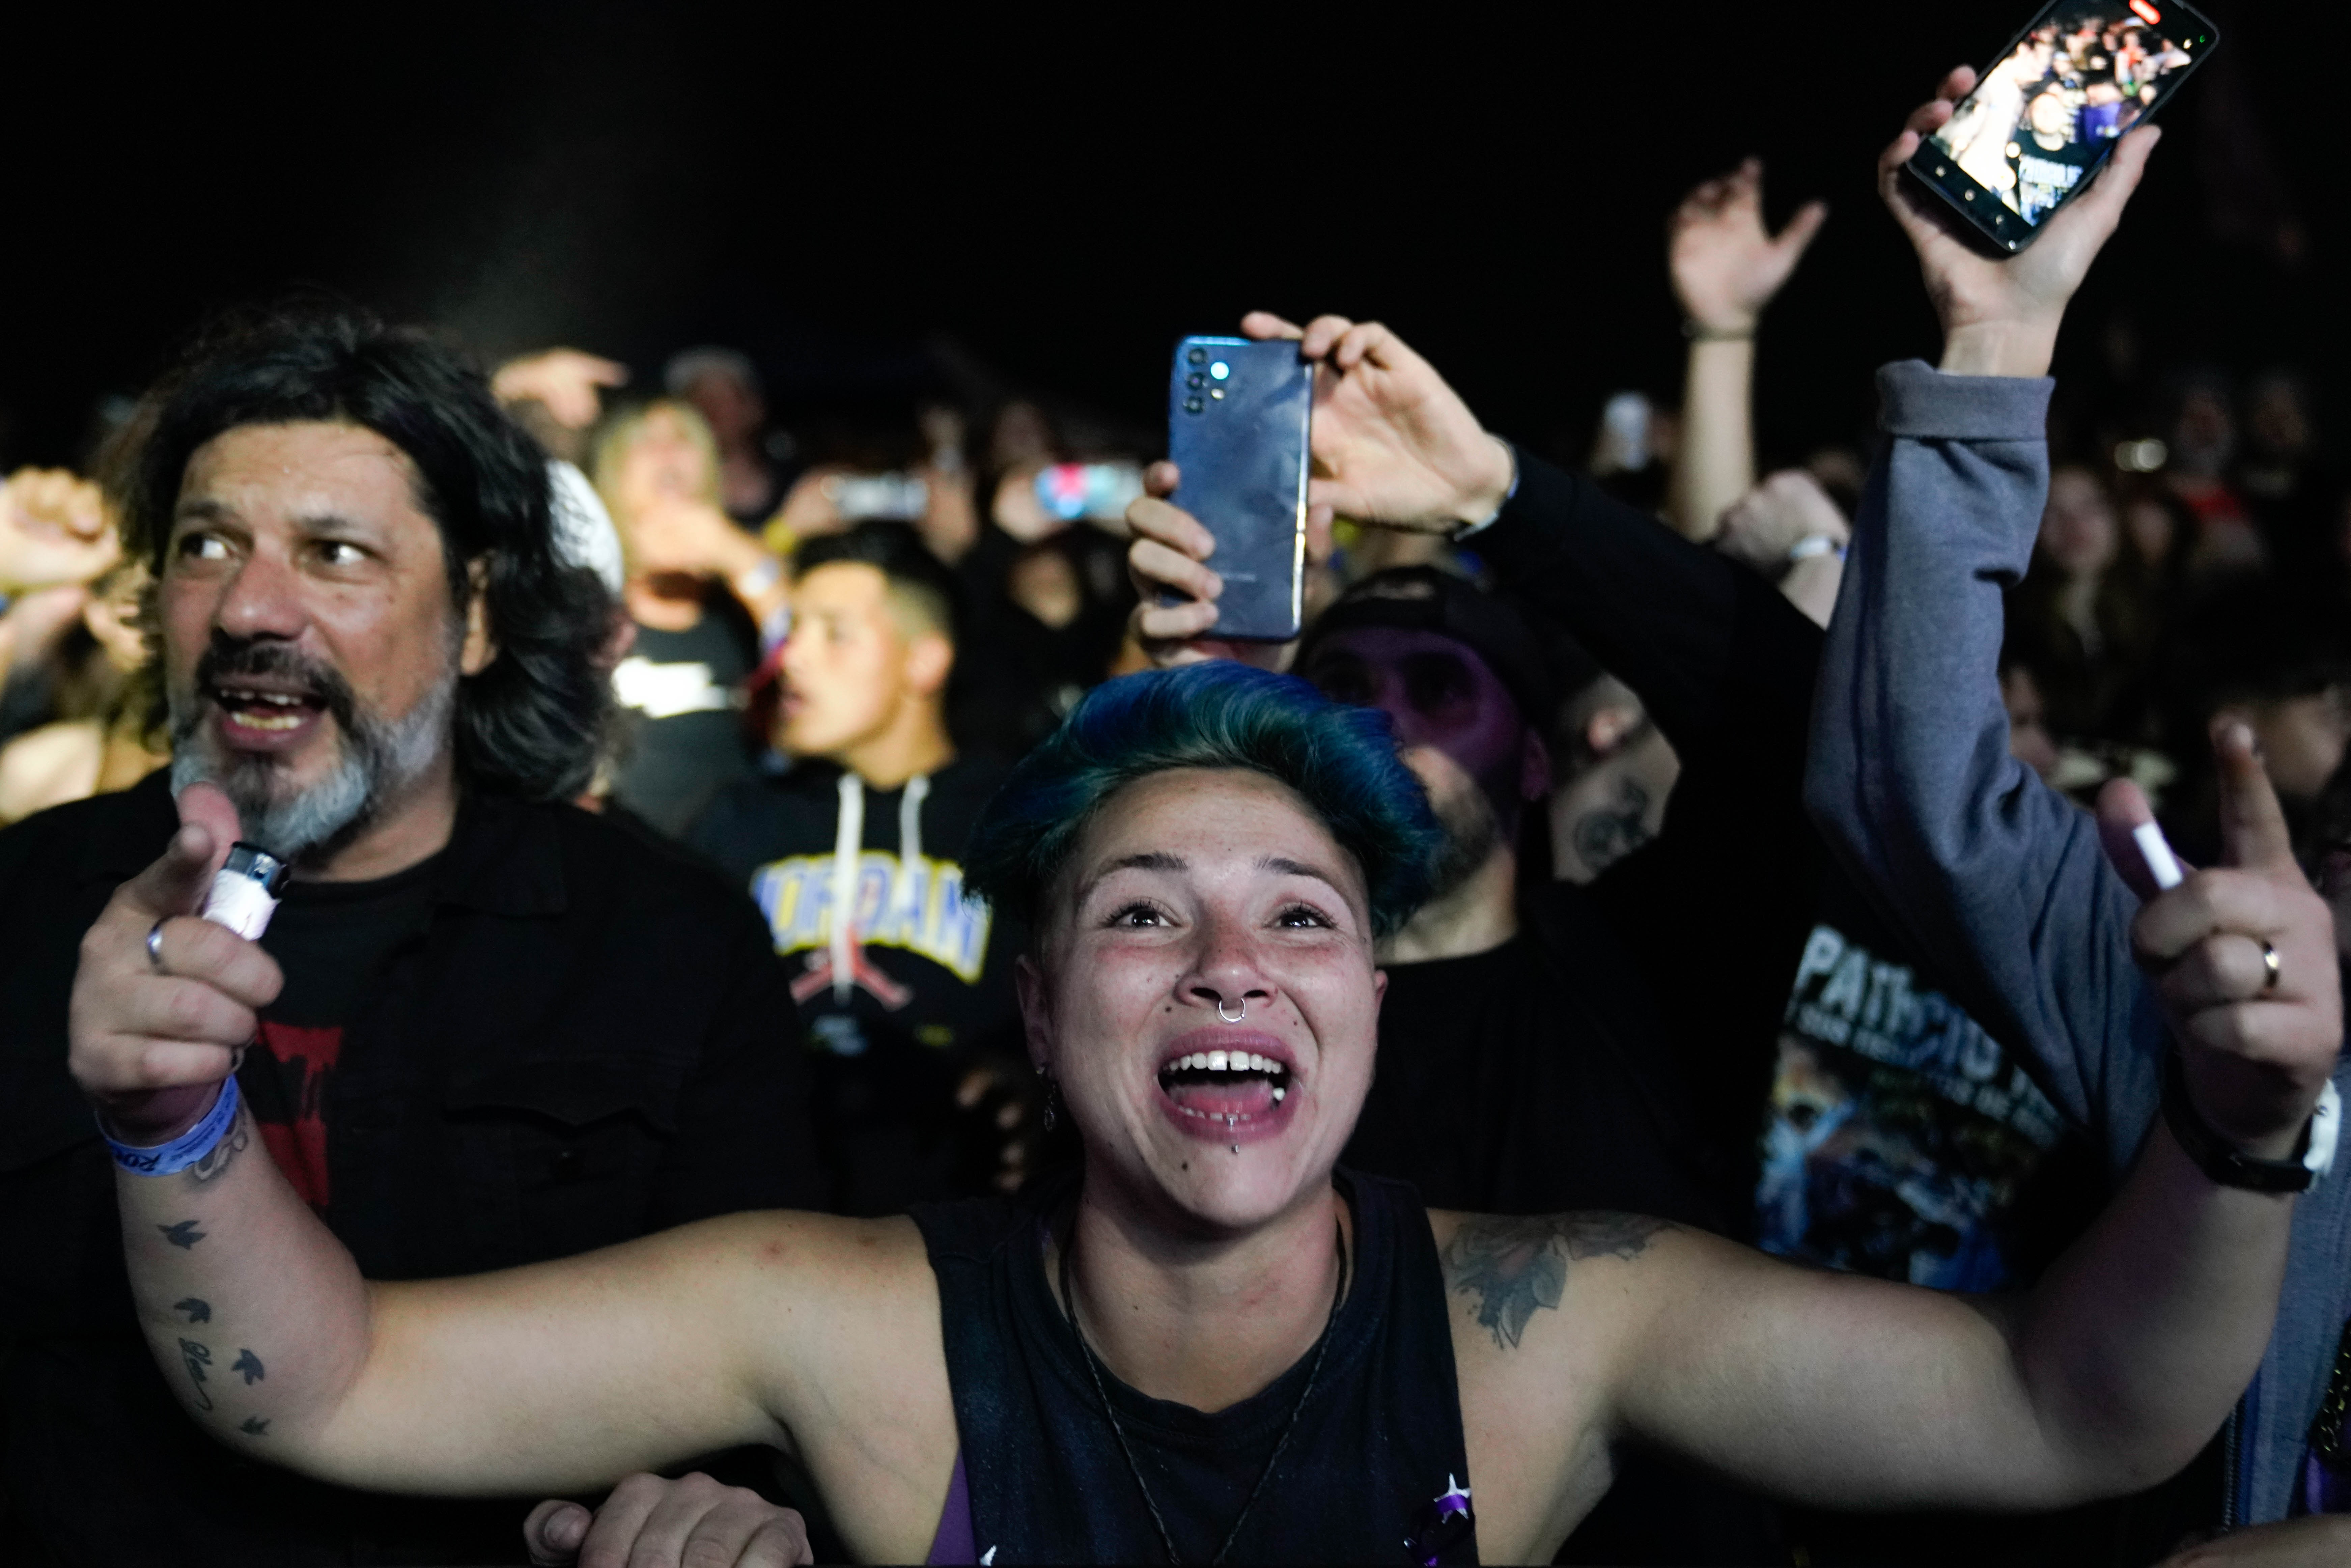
[177,1338,215,1410]
[158,1219,206,1250]
[239,1417,271,1437]
[173,1297,211,1323]
[231,1349,265,1384]
[183,1102,253,1187]
[1444,1212,1672,1349]
[1573,778,1654,877]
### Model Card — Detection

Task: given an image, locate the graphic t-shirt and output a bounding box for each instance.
[687,755,1018,1214]
[1754,878,2096,1291]
[610,600,758,838]
[239,856,439,1211]
[2011,124,2099,224]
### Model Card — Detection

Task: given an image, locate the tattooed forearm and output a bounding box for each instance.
[159,1219,206,1250]
[1444,1211,1673,1349]
[177,1338,215,1411]
[173,1297,211,1323]
[1573,778,1653,877]
[183,1102,252,1187]
[232,1349,265,1384]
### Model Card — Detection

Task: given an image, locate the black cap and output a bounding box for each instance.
[1296,567,1556,727]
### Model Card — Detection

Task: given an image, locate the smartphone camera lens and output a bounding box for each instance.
[1187,372,1206,389]
[1183,397,1205,415]
[1187,347,1208,366]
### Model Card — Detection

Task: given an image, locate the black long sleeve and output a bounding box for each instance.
[1474,451,1829,1230]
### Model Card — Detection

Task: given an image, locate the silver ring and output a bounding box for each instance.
[1217,998,1245,1024]
[2261,940,2282,993]
[146,917,169,975]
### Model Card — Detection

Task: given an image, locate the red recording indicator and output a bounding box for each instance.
[2128,0,2161,22]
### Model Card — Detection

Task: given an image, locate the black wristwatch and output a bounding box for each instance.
[2161,1053,2315,1194]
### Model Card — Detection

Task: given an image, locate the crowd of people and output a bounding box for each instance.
[1,59,2347,1568]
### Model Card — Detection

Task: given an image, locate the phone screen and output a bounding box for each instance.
[1909,0,2214,249]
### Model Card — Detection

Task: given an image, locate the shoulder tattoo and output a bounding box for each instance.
[1443,1211,1672,1350]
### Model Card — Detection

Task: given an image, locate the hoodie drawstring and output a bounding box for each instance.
[829,771,932,1005]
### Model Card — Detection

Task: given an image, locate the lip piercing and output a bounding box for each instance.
[1217,998,1245,1023]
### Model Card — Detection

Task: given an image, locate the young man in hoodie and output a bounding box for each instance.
[689,521,1020,1214]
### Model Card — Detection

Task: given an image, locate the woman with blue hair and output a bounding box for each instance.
[73,655,2335,1562]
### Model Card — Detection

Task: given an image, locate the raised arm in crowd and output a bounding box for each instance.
[1808,68,2351,1555]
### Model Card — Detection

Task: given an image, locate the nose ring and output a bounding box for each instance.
[1217,998,1246,1024]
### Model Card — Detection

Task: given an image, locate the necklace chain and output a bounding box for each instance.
[1059,1207,1349,1566]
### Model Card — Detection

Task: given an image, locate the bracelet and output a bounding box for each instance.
[101,1075,241,1177]
[2161,1053,2315,1194]
[1682,321,1756,342]
[1786,535,1846,566]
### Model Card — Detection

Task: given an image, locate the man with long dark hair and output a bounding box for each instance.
[0,303,823,1564]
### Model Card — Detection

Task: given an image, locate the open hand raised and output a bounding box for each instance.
[1670,159,1827,334]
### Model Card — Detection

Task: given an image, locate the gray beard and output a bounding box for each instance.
[169,674,456,862]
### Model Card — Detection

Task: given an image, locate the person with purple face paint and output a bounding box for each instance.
[1292,569,1718,1228]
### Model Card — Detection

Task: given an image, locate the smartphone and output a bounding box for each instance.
[1034,462,1145,524]
[1906,0,2216,252]
[1165,337,1312,641]
[822,472,929,522]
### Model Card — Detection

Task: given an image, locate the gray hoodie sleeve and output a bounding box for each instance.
[1805,359,2166,1172]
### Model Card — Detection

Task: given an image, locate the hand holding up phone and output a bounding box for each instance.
[1881,67,2161,379]
[1125,312,1511,667]
[1242,311,1514,536]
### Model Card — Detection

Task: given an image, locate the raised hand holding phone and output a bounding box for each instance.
[1882,66,2162,379]
[1125,312,1512,667]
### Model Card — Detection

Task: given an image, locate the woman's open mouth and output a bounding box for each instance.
[1153,1030,1298,1144]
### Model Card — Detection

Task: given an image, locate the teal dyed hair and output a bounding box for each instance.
[965,662,1443,940]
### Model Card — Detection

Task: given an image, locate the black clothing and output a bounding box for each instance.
[1483,452,1827,1231]
[913,1170,1478,1564]
[0,772,825,1566]
[241,853,443,1211]
[609,593,759,837]
[1345,885,1719,1228]
[687,753,1020,1215]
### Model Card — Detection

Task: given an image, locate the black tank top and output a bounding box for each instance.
[911,1169,1479,1564]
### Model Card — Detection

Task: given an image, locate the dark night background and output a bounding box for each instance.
[0,2,2328,474]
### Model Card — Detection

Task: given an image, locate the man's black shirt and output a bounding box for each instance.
[1343,886,1719,1227]
[0,771,824,1566]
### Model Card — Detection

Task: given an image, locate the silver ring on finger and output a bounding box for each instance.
[145,917,169,975]
[2261,939,2282,993]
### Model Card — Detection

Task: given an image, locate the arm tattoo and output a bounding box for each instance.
[173,1298,211,1323]
[158,1220,206,1250]
[1573,778,1654,876]
[231,1349,265,1384]
[1444,1212,1673,1350]
[183,1102,252,1187]
[177,1338,215,1410]
[239,1416,271,1437]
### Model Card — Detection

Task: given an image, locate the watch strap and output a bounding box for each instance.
[2162,1053,2315,1195]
